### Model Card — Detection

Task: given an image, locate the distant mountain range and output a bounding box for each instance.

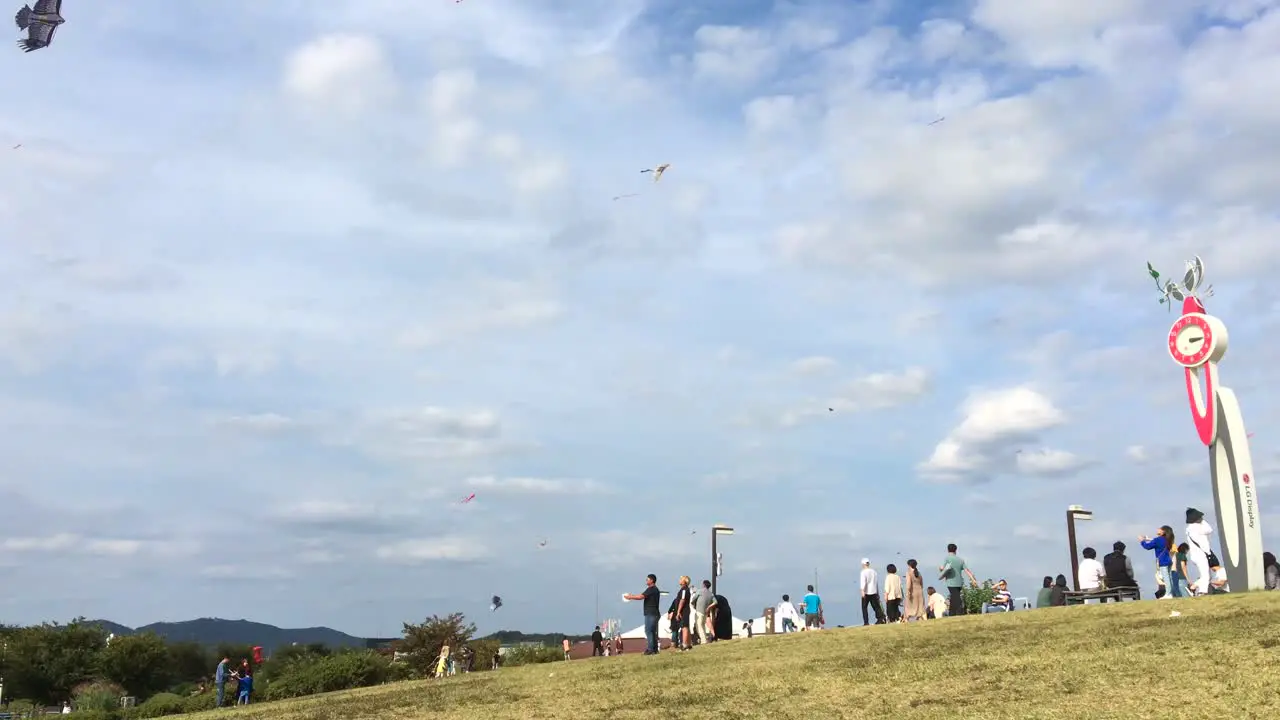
[85,618,367,650]
[81,619,585,650]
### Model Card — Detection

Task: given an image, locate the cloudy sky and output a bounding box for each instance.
[2,0,1279,636]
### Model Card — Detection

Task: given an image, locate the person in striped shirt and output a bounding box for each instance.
[984,579,1014,612]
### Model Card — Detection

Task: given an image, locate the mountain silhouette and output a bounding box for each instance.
[85,618,366,650]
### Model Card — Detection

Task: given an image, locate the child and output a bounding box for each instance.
[436,645,450,678]
[236,671,253,705]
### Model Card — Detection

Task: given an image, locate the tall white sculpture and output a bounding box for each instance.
[1154,256,1264,590]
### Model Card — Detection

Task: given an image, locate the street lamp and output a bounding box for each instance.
[710,524,734,596]
[1066,505,1093,591]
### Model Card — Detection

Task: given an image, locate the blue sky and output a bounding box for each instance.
[2,0,1280,636]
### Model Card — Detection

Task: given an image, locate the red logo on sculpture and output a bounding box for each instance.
[1243,473,1250,485]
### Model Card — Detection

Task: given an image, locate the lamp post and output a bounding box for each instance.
[1066,505,1093,591]
[710,524,734,596]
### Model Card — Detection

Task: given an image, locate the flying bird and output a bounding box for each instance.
[640,163,670,182]
[538,539,548,548]
[490,595,503,612]
[15,0,64,53]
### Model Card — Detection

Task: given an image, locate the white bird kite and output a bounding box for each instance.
[640,163,670,182]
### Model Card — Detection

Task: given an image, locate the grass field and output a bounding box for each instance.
[192,593,1280,719]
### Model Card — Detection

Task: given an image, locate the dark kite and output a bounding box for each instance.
[15,0,64,53]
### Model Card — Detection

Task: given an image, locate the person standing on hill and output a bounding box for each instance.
[1139,526,1175,598]
[802,584,822,629]
[591,626,604,656]
[1185,508,1215,596]
[903,560,925,622]
[214,656,230,707]
[622,573,662,655]
[938,543,978,616]
[859,558,886,625]
[562,637,571,660]
[692,579,713,645]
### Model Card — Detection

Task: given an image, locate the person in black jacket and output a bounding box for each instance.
[1049,574,1068,606]
[712,594,733,640]
[590,626,604,656]
[1103,541,1139,600]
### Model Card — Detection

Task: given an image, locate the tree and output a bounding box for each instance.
[100,632,171,698]
[3,619,107,703]
[165,641,212,686]
[399,614,475,677]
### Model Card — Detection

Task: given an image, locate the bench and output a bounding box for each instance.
[1064,587,1140,605]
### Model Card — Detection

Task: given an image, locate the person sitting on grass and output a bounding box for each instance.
[1208,560,1230,594]
[984,579,1014,613]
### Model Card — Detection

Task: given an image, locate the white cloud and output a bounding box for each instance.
[920,386,1072,483]
[283,34,397,111]
[1016,448,1092,477]
[375,537,490,564]
[790,355,838,375]
[1126,445,1148,462]
[465,475,606,495]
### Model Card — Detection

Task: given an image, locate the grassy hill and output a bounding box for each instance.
[84,618,366,650]
[187,592,1280,719]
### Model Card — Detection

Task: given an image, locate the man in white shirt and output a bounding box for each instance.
[775,594,801,633]
[1078,547,1106,602]
[859,558,886,625]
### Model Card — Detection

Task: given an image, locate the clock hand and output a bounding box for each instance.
[1187,337,1203,344]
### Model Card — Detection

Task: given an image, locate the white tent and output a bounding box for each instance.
[621,616,754,639]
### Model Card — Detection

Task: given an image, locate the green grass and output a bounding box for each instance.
[189,593,1280,719]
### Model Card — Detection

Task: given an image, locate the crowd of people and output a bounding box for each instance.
[616,524,1280,654]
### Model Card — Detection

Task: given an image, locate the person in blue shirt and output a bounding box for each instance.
[214,657,229,707]
[1139,525,1177,597]
[236,671,253,705]
[802,585,822,629]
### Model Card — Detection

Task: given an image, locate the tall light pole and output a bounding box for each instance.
[1066,505,1093,591]
[711,524,734,596]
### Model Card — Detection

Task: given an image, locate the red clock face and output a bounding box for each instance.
[1168,314,1214,367]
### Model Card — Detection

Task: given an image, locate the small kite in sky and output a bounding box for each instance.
[460,493,475,504]
[11,143,19,149]
[538,539,548,548]
[15,0,64,53]
[927,117,945,125]
[640,163,670,182]
[612,193,639,201]
[490,596,503,612]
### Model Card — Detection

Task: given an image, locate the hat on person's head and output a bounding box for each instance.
[1186,507,1204,523]
[861,557,870,565]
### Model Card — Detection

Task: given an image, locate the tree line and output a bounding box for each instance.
[0,613,565,719]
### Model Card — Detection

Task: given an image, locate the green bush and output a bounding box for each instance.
[499,645,562,667]
[129,692,185,718]
[962,580,997,615]
[70,710,119,720]
[180,691,217,713]
[263,650,394,701]
[72,679,126,713]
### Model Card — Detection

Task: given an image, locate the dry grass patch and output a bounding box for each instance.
[188,593,1280,719]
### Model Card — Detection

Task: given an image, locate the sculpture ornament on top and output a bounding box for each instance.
[1149,256,1264,590]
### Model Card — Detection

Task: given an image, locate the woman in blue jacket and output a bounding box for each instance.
[1139,525,1178,597]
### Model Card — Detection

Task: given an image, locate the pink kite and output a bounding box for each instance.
[460,493,475,504]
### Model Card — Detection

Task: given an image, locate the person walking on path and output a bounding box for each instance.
[623,573,662,654]
[903,559,925,621]
[938,543,978,616]
[859,558,886,625]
